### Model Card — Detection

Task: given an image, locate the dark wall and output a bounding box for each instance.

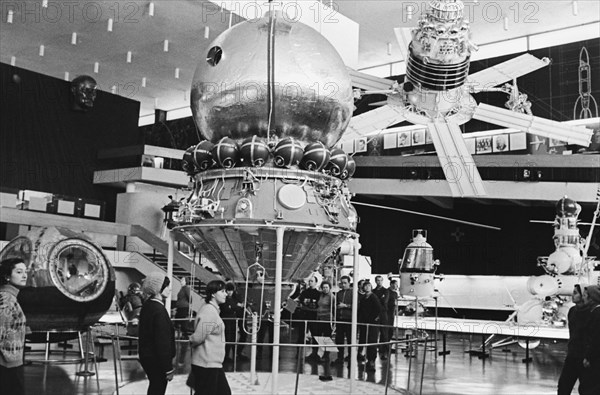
[0,64,142,220]
[357,198,599,276]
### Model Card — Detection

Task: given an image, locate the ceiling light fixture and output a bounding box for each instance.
[39,45,45,56]
[142,77,147,87]
[387,42,392,55]
[503,16,509,31]
[127,51,132,63]
[572,1,578,16]
[10,56,16,66]
[163,39,169,52]
[64,72,70,81]
[406,5,414,20]
[111,86,117,94]
[107,18,113,32]
[175,68,180,79]
[71,32,77,45]
[149,2,155,17]
[204,26,210,39]
[94,62,99,73]
[7,9,13,23]
[154,98,159,108]
[42,0,48,8]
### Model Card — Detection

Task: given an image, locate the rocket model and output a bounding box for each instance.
[398,230,440,299]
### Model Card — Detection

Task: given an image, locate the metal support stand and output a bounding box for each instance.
[438,333,451,357]
[522,339,532,364]
[76,328,96,377]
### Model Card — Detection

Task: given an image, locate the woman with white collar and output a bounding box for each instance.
[189,280,231,395]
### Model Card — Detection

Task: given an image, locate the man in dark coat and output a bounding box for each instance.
[138,272,176,395]
[579,285,600,395]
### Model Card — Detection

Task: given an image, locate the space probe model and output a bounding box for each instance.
[518,196,600,325]
[347,0,593,197]
[398,229,440,299]
[168,11,359,306]
[0,227,115,335]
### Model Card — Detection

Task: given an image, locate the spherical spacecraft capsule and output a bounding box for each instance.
[211,137,240,168]
[240,136,270,167]
[273,137,304,168]
[556,196,580,217]
[193,140,215,171]
[182,145,198,175]
[300,142,331,172]
[325,148,348,177]
[340,156,356,180]
[190,11,353,147]
[0,226,115,333]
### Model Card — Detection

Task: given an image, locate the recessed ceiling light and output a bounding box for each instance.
[71,32,77,45]
[7,9,13,24]
[64,72,70,81]
[107,18,113,32]
[39,45,45,57]
[10,56,16,66]
[94,62,99,73]
[127,51,132,63]
[149,2,155,17]
[175,68,180,79]
[142,77,147,87]
[204,26,210,39]
[163,39,169,52]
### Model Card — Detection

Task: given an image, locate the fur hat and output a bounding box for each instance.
[142,272,168,297]
[586,285,600,304]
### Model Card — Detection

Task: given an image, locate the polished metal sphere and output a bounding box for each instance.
[191,11,354,148]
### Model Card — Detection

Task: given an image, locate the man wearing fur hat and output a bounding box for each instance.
[579,285,600,395]
[138,272,176,395]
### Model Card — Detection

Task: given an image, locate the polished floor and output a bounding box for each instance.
[23,330,572,395]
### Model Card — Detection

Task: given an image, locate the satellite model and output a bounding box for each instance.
[346,0,593,197]
[519,196,600,326]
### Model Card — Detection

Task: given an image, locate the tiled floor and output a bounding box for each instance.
[23,331,571,395]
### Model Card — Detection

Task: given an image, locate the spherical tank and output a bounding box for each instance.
[191,11,354,148]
